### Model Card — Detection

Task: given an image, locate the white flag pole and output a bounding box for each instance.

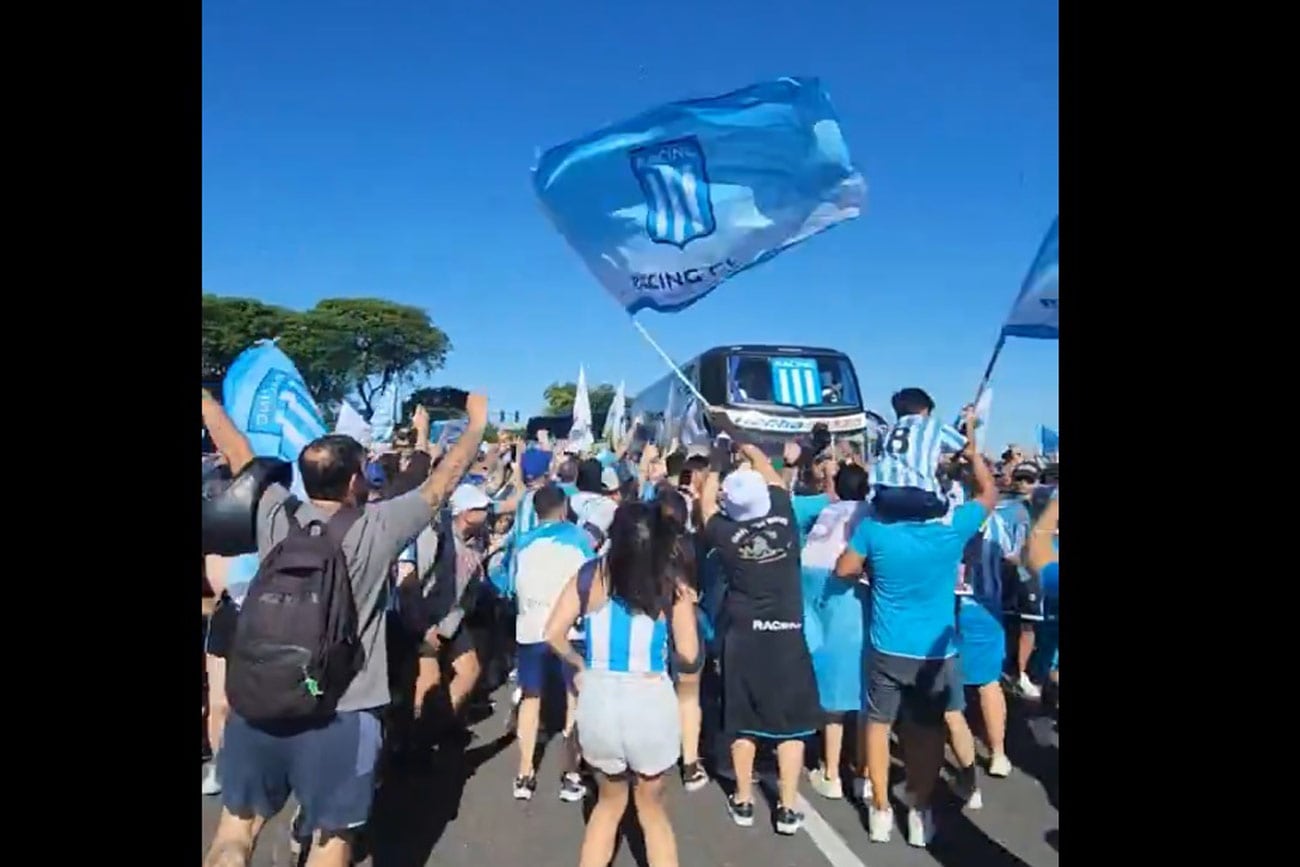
[629,317,711,407]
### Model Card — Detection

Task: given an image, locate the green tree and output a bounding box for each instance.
[542,381,617,417]
[201,294,292,382]
[288,299,452,421]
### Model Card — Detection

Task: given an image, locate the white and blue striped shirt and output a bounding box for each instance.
[870,414,966,494]
[584,599,669,675]
[964,512,1015,606]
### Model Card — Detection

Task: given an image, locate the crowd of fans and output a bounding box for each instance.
[200,385,1059,867]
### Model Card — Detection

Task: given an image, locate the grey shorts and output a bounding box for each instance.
[865,652,960,727]
[576,670,680,778]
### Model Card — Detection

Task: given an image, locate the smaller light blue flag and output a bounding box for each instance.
[1002,217,1059,339]
[222,340,328,498]
[1039,425,1059,455]
[534,77,866,314]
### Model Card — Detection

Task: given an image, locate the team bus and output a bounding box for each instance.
[628,345,886,458]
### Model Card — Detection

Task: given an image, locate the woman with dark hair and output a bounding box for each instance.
[545,502,701,867]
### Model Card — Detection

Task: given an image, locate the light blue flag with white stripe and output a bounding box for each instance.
[1038,425,1059,455]
[1002,217,1059,339]
[770,357,823,407]
[534,77,866,314]
[222,340,327,498]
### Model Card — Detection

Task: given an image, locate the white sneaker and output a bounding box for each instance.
[907,806,935,847]
[967,788,983,810]
[988,753,1012,778]
[1015,672,1042,700]
[807,768,843,800]
[867,804,893,842]
[201,762,222,796]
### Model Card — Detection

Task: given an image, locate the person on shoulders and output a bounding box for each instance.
[834,406,996,847]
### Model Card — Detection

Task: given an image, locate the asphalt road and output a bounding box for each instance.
[201,684,1057,867]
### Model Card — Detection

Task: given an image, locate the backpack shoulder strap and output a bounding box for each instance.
[280,496,315,538]
[576,558,601,616]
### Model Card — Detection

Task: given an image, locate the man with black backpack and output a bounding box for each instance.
[201,392,489,867]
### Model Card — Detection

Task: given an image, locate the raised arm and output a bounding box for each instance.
[961,407,998,511]
[202,389,255,473]
[417,394,489,511]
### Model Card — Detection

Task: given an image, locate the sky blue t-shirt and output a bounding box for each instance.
[1041,559,1059,599]
[792,493,832,544]
[848,501,989,659]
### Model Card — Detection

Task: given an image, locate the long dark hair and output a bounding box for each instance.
[605,501,683,619]
[654,487,697,591]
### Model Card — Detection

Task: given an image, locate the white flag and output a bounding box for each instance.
[334,401,373,448]
[568,365,595,452]
[602,380,627,444]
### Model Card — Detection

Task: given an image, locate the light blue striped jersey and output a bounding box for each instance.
[585,596,670,675]
[870,414,966,494]
[963,511,1015,606]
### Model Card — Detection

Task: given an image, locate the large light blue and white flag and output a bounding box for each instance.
[534,77,866,314]
[568,366,595,452]
[1002,217,1059,339]
[602,380,627,445]
[222,340,327,498]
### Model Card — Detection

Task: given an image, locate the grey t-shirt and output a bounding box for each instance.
[256,484,435,713]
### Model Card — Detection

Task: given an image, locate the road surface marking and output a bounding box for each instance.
[794,793,869,867]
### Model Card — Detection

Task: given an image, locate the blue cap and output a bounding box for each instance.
[521,448,551,483]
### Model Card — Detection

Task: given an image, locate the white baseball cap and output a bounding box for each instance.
[600,467,621,494]
[721,469,771,523]
[449,484,492,516]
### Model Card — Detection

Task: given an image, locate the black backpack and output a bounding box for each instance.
[227,499,363,726]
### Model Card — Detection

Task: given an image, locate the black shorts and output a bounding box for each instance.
[421,623,476,661]
[1010,572,1044,622]
[722,628,822,740]
[205,595,239,659]
[865,651,960,727]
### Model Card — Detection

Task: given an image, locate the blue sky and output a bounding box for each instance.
[203,0,1057,450]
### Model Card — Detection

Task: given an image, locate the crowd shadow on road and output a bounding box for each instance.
[366,725,515,867]
[364,678,515,867]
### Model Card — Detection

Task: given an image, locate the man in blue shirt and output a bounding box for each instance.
[835,407,996,847]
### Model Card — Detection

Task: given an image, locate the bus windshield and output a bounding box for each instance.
[726,353,861,410]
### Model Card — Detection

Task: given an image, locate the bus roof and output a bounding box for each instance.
[705,344,851,357]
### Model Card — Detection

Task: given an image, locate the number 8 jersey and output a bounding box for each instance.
[868,414,967,495]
